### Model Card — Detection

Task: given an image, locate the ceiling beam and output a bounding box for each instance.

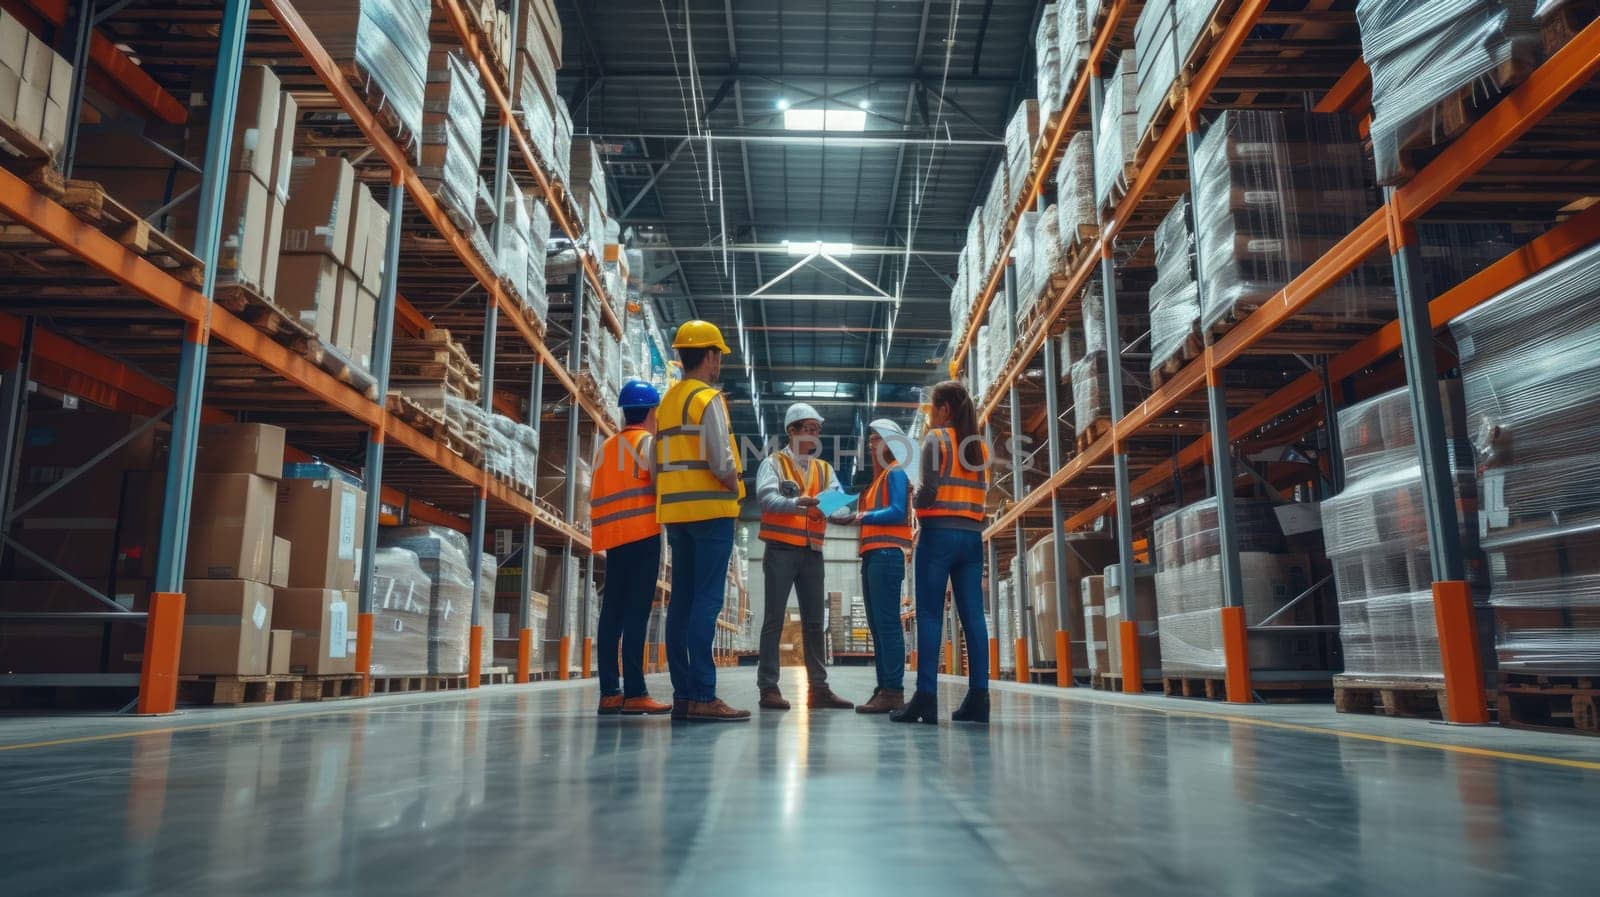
[638,243,959,257]
[578,131,1003,147]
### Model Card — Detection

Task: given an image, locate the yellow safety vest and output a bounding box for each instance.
[654,378,745,523]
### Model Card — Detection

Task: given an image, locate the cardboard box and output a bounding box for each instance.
[0,12,27,72]
[352,286,377,370]
[20,31,51,86]
[274,253,339,342]
[262,195,285,302]
[275,475,365,591]
[274,588,356,675]
[47,51,70,105]
[271,536,292,589]
[333,265,362,356]
[268,91,298,203]
[363,192,389,293]
[188,65,279,185]
[0,66,19,122]
[343,181,372,275]
[197,423,285,479]
[179,579,274,675]
[281,156,354,258]
[173,173,270,291]
[13,81,43,139]
[268,629,292,675]
[187,473,277,582]
[39,96,64,155]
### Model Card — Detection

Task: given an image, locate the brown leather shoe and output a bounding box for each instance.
[686,698,751,722]
[856,688,905,714]
[759,687,791,710]
[597,695,625,715]
[807,687,854,710]
[621,695,673,715]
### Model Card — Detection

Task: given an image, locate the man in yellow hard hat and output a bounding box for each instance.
[654,320,751,722]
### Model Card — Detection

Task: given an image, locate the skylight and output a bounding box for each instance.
[782,107,868,132]
[782,381,857,399]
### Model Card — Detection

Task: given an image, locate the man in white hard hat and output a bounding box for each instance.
[753,402,855,710]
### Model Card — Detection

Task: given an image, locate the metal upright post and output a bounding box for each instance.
[0,318,34,533]
[517,364,544,683]
[1003,263,1033,682]
[580,551,594,678]
[1318,358,1345,497]
[1387,200,1484,724]
[558,275,587,679]
[983,419,1001,677]
[1041,303,1072,687]
[57,0,94,176]
[356,182,406,695]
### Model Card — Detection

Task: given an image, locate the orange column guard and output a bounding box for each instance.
[581,637,593,679]
[1015,639,1030,683]
[987,638,999,678]
[1120,620,1142,695]
[557,636,571,681]
[657,642,668,671]
[356,612,374,697]
[1220,606,1252,704]
[467,625,484,688]
[1434,580,1490,724]
[1055,630,1073,687]
[516,628,533,683]
[944,640,954,674]
[136,592,185,714]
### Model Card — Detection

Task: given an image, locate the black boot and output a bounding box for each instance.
[951,689,990,724]
[889,689,938,724]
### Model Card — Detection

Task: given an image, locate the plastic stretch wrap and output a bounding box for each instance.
[1081,575,1109,674]
[1149,197,1201,372]
[1034,208,1066,306]
[302,0,431,162]
[1191,110,1389,332]
[1004,101,1041,207]
[1013,211,1040,315]
[974,325,992,403]
[381,527,475,675]
[371,546,432,675]
[950,265,971,344]
[420,50,485,227]
[1177,0,1224,66]
[500,181,532,306]
[519,79,556,165]
[553,103,574,186]
[1056,131,1097,247]
[1071,353,1110,436]
[1134,0,1179,146]
[1356,0,1542,184]
[478,552,497,673]
[1037,5,1064,119]
[982,174,1009,273]
[1450,240,1600,674]
[525,199,552,323]
[1080,278,1108,357]
[1105,564,1161,679]
[1060,0,1093,89]
[1094,51,1139,211]
[997,576,1016,670]
[1153,498,1322,675]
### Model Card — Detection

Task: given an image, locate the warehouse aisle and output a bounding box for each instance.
[3,667,1599,896]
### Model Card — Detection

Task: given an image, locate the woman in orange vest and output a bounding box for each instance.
[829,419,915,714]
[892,380,992,725]
[590,380,671,716]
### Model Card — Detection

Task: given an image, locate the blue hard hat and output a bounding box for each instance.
[618,380,661,410]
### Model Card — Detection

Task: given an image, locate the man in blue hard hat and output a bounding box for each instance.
[589,380,670,715]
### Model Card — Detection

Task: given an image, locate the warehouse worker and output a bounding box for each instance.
[754,403,855,711]
[590,380,671,717]
[655,321,751,723]
[828,419,915,714]
[893,380,992,725]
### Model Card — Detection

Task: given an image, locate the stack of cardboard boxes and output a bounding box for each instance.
[0,10,71,158]
[420,49,485,230]
[276,463,366,677]
[514,0,571,184]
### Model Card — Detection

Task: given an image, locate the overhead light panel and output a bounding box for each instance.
[782,107,868,132]
[782,240,854,258]
[780,381,856,399]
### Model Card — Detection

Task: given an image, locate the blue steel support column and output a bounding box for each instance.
[518,363,544,681]
[1041,302,1072,683]
[1003,262,1034,675]
[0,318,34,529]
[58,0,95,176]
[152,0,249,593]
[558,275,587,677]
[356,182,406,690]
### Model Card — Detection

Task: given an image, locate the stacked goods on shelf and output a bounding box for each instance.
[1451,241,1600,681]
[1027,534,1118,674]
[532,550,585,673]
[477,552,497,673]
[303,0,432,159]
[1191,110,1389,336]
[274,585,357,677]
[1014,210,1040,316]
[1055,131,1097,247]
[0,11,72,158]
[1356,0,1542,184]
[1104,562,1161,683]
[1134,0,1179,144]
[1060,0,1093,91]
[537,425,594,523]
[1093,50,1138,211]
[1033,207,1066,309]
[387,329,484,454]
[997,575,1016,672]
[501,179,533,310]
[1321,383,1487,682]
[1081,574,1110,676]
[1003,101,1041,209]
[1148,197,1202,381]
[459,0,513,78]
[1176,1,1226,67]
[514,0,564,171]
[526,197,552,322]
[1070,279,1147,443]
[371,546,432,675]
[420,49,486,230]
[1152,497,1325,677]
[1537,0,1599,52]
[570,141,608,244]
[981,171,1009,276]
[444,396,539,494]
[1037,4,1064,119]
[382,527,476,675]
[276,463,366,594]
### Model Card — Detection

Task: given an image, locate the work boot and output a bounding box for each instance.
[621,695,673,716]
[856,688,905,715]
[807,687,854,710]
[890,690,939,725]
[672,698,689,721]
[686,698,752,722]
[597,694,625,716]
[951,689,991,724]
[759,687,791,710]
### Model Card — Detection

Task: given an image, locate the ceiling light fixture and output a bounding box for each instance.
[776,98,791,111]
[782,240,855,258]
[782,107,868,132]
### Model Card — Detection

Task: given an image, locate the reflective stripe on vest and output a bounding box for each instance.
[859,462,914,556]
[915,427,990,522]
[591,427,662,552]
[759,452,828,551]
[654,379,745,523]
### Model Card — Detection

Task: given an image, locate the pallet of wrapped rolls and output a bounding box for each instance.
[1094,563,1164,692]
[302,0,432,164]
[1148,197,1203,388]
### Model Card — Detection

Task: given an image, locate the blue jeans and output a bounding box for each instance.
[665,518,734,703]
[914,526,988,695]
[597,533,662,698]
[861,549,907,692]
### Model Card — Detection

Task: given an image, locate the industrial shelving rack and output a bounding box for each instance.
[949,0,1600,719]
[0,0,635,711]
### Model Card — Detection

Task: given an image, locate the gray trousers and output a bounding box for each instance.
[757,542,829,690]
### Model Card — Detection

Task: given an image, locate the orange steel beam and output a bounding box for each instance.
[437,0,623,342]
[1314,58,1371,115]
[950,0,1126,377]
[5,0,187,124]
[261,0,615,438]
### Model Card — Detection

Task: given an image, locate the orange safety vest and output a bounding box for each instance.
[916,427,990,522]
[759,451,831,551]
[590,426,661,552]
[859,462,914,556]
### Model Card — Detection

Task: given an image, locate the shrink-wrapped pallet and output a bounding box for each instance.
[1055,131,1097,248]
[420,49,485,229]
[1134,0,1180,147]
[1451,240,1600,674]
[1034,207,1066,307]
[1014,210,1040,316]
[1037,4,1065,119]
[1081,574,1109,675]
[302,0,431,162]
[1105,563,1161,680]
[500,180,532,307]
[1061,0,1093,90]
[381,527,476,675]
[371,547,432,676]
[478,552,497,673]
[1148,197,1201,376]
[1094,51,1139,212]
[1177,0,1225,67]
[1356,0,1542,184]
[1004,101,1042,208]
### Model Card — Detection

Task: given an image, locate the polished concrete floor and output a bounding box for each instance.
[3,667,1599,896]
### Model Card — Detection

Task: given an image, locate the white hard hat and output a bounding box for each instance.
[785,402,824,429]
[868,418,916,472]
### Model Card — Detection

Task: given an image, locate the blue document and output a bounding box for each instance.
[816,490,857,517]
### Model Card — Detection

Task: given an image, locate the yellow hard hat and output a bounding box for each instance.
[673,319,732,354]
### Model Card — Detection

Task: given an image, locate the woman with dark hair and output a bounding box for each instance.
[891,380,992,725]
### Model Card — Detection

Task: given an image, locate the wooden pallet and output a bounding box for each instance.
[338,60,419,159]
[215,284,318,353]
[1098,161,1140,216]
[59,179,205,287]
[1333,675,1450,720]
[0,114,64,201]
[370,674,428,694]
[1179,0,1247,76]
[1498,673,1599,736]
[1076,417,1111,452]
[1150,327,1204,390]
[1133,80,1186,171]
[458,0,512,90]
[427,674,470,692]
[1541,0,1598,55]
[177,674,302,706]
[1091,673,1162,693]
[1166,673,1333,703]
[480,668,513,686]
[299,674,365,702]
[1382,52,1538,185]
[1204,295,1387,355]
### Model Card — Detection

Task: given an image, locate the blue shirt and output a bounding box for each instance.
[857,467,910,526]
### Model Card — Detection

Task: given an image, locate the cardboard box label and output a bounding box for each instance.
[252,600,268,630]
[329,596,348,658]
[339,491,358,560]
